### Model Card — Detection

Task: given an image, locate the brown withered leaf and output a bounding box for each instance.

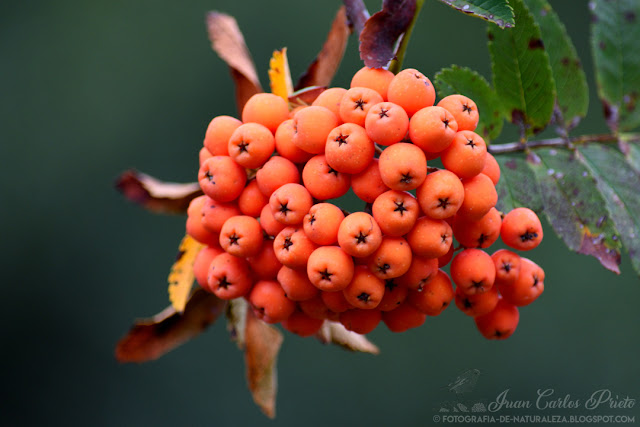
[288,86,327,107]
[359,0,418,69]
[115,170,202,214]
[295,7,350,90]
[168,235,204,313]
[206,11,263,114]
[315,320,380,354]
[343,0,370,35]
[115,290,226,363]
[244,310,283,419]
[225,298,249,349]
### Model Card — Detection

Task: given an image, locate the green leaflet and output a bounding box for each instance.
[494,152,543,214]
[437,0,514,28]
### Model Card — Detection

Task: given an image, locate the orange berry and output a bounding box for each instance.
[198,156,247,202]
[377,279,409,311]
[343,265,386,309]
[337,212,383,258]
[407,269,454,316]
[201,197,242,234]
[491,249,521,285]
[382,301,426,332]
[186,196,220,246]
[372,190,420,236]
[365,101,409,146]
[452,207,502,249]
[450,248,496,295]
[302,154,351,200]
[321,290,353,313]
[482,152,501,185]
[307,246,355,292]
[437,94,479,132]
[367,236,412,280]
[339,308,382,334]
[247,239,281,280]
[228,122,275,169]
[256,155,300,198]
[325,123,375,174]
[292,106,339,154]
[455,285,499,317]
[474,298,519,339]
[397,255,439,291]
[312,87,347,119]
[274,119,314,164]
[438,244,454,268]
[199,146,213,166]
[277,265,319,301]
[242,93,289,133]
[203,115,242,156]
[351,158,390,203]
[303,203,345,245]
[259,204,286,237]
[269,183,313,225]
[500,207,543,251]
[219,215,263,257]
[378,142,427,191]
[416,169,464,220]
[405,216,453,258]
[249,279,296,324]
[300,295,337,320]
[441,130,487,179]
[207,253,253,300]
[339,87,384,126]
[350,66,395,100]
[409,106,458,153]
[193,246,224,289]
[273,227,317,270]
[498,258,545,306]
[238,179,268,217]
[387,68,436,117]
[282,311,324,336]
[458,173,498,220]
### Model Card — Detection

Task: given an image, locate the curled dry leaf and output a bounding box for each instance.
[206,11,263,113]
[295,6,351,91]
[115,170,202,214]
[359,0,418,69]
[244,309,283,419]
[226,298,248,349]
[315,320,380,355]
[168,235,204,313]
[343,0,370,36]
[115,290,226,363]
[269,48,294,101]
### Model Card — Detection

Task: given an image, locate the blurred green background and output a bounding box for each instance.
[2,0,639,425]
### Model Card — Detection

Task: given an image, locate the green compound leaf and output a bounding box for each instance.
[434,65,504,141]
[623,139,640,174]
[528,148,622,273]
[579,143,640,278]
[494,152,543,214]
[590,0,640,132]
[437,0,514,28]
[488,0,555,135]
[525,0,589,128]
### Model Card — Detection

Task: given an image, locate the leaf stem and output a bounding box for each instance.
[388,0,424,74]
[488,133,640,155]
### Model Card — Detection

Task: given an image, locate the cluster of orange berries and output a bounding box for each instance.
[187,66,545,340]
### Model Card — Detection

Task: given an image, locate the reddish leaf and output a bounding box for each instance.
[295,7,351,90]
[315,321,380,354]
[115,290,226,363]
[115,170,202,214]
[244,310,283,419]
[288,86,327,107]
[206,12,263,114]
[343,0,370,35]
[359,0,418,69]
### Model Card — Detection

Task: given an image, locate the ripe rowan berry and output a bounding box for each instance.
[339,308,382,334]
[312,87,347,119]
[474,298,520,339]
[299,295,338,320]
[198,156,247,202]
[500,207,543,251]
[249,279,296,324]
[440,130,487,179]
[382,302,427,332]
[246,239,281,280]
[339,87,384,126]
[337,212,383,258]
[351,158,389,203]
[201,197,242,233]
[405,216,453,258]
[219,215,263,257]
[199,146,213,166]
[238,179,268,217]
[274,119,314,164]
[207,253,253,300]
[303,203,345,245]
[203,115,242,156]
[450,248,496,295]
[367,236,412,280]
[325,123,375,175]
[292,106,339,154]
[378,142,427,191]
[282,310,324,337]
[269,183,313,225]
[372,190,420,237]
[407,269,454,316]
[455,285,499,317]
[273,227,317,270]
[242,93,289,133]
[365,101,409,146]
[321,290,353,313]
[416,169,464,220]
[256,155,300,198]
[186,196,221,246]
[458,173,498,220]
[193,246,224,289]
[259,204,286,237]
[498,258,545,306]
[228,122,275,169]
[397,255,439,291]
[387,68,436,117]
[409,106,458,153]
[302,154,351,200]
[377,278,409,312]
[452,207,502,249]
[350,66,395,100]
[437,94,479,132]
[343,265,386,309]
[491,249,521,285]
[307,246,355,292]
[482,152,501,185]
[277,265,319,301]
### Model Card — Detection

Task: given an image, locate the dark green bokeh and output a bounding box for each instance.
[1,1,638,425]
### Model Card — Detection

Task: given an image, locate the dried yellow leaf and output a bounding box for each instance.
[268,48,293,101]
[168,235,204,312]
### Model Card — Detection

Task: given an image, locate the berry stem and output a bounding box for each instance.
[388,0,425,74]
[488,133,640,155]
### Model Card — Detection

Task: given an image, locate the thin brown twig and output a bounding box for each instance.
[488,133,640,155]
